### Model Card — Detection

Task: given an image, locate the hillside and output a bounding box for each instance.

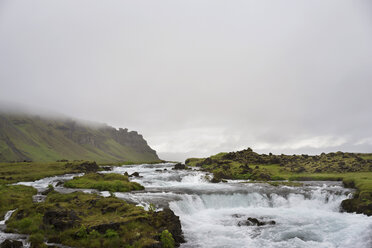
[0,113,160,162]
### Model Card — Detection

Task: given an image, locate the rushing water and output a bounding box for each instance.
[106,163,372,248]
[8,163,372,248]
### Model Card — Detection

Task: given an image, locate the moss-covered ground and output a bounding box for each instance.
[6,191,177,248]
[0,185,36,219]
[0,161,100,184]
[0,161,181,247]
[64,173,144,192]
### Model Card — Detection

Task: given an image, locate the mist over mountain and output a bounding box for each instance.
[0,112,160,162]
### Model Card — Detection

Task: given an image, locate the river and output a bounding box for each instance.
[3,163,372,248]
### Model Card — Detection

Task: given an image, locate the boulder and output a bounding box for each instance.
[238,217,276,227]
[151,208,185,246]
[210,176,222,183]
[173,163,186,170]
[55,181,64,187]
[130,172,140,177]
[66,161,99,173]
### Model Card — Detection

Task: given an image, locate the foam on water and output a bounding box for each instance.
[170,191,372,248]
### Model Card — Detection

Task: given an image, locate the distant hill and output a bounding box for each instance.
[0,113,160,162]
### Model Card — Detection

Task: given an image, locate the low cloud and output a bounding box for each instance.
[1,0,372,161]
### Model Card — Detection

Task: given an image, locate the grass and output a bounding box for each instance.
[0,184,36,219]
[6,191,179,248]
[64,173,144,192]
[0,161,103,184]
[0,161,78,184]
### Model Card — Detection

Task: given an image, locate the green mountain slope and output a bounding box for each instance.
[0,113,160,162]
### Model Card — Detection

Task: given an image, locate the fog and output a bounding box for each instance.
[1,0,372,161]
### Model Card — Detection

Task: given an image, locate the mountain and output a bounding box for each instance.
[0,112,160,162]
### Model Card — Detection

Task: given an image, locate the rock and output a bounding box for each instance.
[41,187,54,195]
[66,161,99,173]
[43,209,81,231]
[238,217,276,227]
[0,239,23,248]
[341,198,372,216]
[152,208,185,246]
[210,176,221,183]
[124,172,129,176]
[89,222,121,234]
[130,172,140,177]
[173,163,186,170]
[101,166,112,171]
[55,181,64,187]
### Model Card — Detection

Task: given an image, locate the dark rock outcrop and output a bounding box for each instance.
[173,163,186,170]
[0,239,23,248]
[130,172,140,177]
[43,209,81,231]
[151,208,185,247]
[65,161,99,173]
[341,196,372,216]
[89,222,121,234]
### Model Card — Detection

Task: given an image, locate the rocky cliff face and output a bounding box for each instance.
[0,113,160,162]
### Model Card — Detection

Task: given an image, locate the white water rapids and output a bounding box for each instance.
[6,163,372,248]
[107,163,372,248]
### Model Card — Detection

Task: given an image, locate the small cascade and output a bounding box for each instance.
[0,210,16,226]
[0,210,30,247]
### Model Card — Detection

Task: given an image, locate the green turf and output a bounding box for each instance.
[64,173,144,192]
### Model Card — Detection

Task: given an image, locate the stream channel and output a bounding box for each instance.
[1,163,372,248]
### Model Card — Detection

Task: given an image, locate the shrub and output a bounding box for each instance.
[105,229,119,238]
[76,225,88,239]
[29,233,44,248]
[160,230,175,248]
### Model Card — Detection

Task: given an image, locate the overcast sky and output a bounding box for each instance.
[1,0,372,161]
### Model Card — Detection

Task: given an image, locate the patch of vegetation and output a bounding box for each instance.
[186,148,372,216]
[64,173,144,192]
[267,181,303,187]
[6,191,184,248]
[0,161,101,184]
[0,184,36,219]
[160,230,175,248]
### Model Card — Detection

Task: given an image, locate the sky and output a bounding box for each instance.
[1,0,372,161]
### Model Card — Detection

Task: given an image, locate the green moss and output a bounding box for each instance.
[29,233,45,248]
[0,184,36,218]
[7,191,179,248]
[160,230,175,248]
[64,173,144,192]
